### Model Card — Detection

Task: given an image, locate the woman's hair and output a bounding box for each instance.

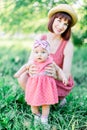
[48,12,72,40]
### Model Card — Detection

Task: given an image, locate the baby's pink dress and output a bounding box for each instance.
[41,35,74,100]
[25,57,58,106]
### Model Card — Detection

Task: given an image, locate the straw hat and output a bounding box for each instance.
[48,4,78,26]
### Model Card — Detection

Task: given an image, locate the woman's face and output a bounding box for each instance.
[52,17,69,35]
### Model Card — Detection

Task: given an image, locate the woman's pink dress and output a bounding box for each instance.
[25,57,58,106]
[50,40,74,100]
[41,35,74,100]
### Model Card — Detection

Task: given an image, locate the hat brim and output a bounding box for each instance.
[48,4,78,26]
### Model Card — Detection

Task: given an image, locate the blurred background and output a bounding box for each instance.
[0,0,87,130]
[0,0,87,45]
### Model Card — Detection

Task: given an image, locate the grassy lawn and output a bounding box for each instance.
[0,39,87,130]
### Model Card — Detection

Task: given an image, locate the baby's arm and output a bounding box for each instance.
[14,64,28,78]
[53,62,68,85]
[14,51,34,78]
[58,68,68,85]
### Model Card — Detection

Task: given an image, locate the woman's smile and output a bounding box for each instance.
[52,18,68,34]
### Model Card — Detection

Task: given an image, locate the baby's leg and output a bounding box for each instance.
[31,106,40,115]
[41,105,50,125]
[42,105,50,116]
[31,106,41,126]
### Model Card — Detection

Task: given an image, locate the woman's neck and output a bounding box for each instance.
[49,32,62,40]
[47,32,62,54]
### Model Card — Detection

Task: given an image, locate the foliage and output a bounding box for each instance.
[0,0,87,46]
[0,0,49,33]
[0,39,87,129]
[78,0,87,40]
[72,45,87,87]
[0,0,83,32]
[0,41,31,91]
[72,0,87,46]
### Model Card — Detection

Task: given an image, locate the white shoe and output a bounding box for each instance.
[41,117,50,130]
[34,115,41,128]
[59,98,67,107]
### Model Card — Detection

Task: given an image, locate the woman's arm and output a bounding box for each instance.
[63,41,74,79]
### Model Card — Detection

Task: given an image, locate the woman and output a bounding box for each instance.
[17,4,78,106]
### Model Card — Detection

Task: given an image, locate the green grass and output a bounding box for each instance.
[0,39,87,130]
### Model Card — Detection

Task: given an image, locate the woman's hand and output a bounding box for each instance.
[45,63,58,79]
[28,64,38,76]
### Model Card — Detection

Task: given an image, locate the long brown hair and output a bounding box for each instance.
[48,12,72,40]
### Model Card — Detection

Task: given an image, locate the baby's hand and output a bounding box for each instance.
[59,69,68,85]
[14,72,20,78]
[62,77,68,86]
[14,63,29,78]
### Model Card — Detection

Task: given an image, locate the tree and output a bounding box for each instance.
[0,0,78,33]
[0,0,87,46]
[72,0,87,46]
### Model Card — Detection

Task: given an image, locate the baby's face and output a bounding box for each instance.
[33,46,49,62]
